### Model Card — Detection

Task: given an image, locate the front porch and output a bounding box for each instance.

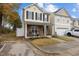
[24,22,50,38]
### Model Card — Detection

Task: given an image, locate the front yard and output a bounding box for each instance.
[31,36,74,47]
[0,32,74,47]
[0,32,23,43]
[31,38,59,46]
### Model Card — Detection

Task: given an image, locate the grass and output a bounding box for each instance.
[0,32,23,43]
[31,38,59,46]
[56,36,74,41]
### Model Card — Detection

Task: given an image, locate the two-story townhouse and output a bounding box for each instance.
[50,8,73,36]
[16,4,74,38]
[22,4,50,38]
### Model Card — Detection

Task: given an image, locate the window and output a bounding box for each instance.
[44,14,47,21]
[40,13,42,20]
[31,26,37,36]
[37,13,40,20]
[74,29,79,32]
[43,14,48,21]
[28,11,32,19]
[26,11,34,20]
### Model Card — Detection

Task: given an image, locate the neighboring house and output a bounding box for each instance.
[16,4,74,38]
[2,20,13,29]
[22,4,50,38]
[73,18,79,28]
[50,8,73,36]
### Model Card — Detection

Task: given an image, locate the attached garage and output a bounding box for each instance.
[55,28,68,36]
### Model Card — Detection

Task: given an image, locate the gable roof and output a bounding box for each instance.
[24,3,49,14]
[54,8,70,17]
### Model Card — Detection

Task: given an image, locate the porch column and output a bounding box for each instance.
[25,24,27,38]
[44,25,46,37]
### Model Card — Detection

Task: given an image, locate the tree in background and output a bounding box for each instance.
[0,3,21,28]
[8,12,22,31]
[0,3,22,31]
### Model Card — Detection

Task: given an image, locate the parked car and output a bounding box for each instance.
[66,28,79,37]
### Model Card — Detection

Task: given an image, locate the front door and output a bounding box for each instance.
[31,26,37,36]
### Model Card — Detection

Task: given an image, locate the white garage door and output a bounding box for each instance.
[56,29,67,36]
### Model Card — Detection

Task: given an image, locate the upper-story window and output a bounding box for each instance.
[67,20,69,23]
[26,11,32,19]
[26,11,48,22]
[35,13,42,20]
[37,13,40,20]
[43,13,48,21]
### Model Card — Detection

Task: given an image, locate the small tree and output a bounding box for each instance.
[8,12,22,31]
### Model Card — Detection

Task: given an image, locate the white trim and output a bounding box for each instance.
[25,24,27,38]
[25,19,49,23]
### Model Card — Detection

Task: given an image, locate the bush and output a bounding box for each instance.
[0,27,12,34]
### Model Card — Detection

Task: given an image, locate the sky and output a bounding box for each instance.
[18,3,79,20]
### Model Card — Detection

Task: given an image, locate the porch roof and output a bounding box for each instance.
[25,21,50,25]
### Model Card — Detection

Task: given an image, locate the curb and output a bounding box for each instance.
[0,43,6,53]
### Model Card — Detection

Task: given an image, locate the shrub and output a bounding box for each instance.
[0,27,12,34]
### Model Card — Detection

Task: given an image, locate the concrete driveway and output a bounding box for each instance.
[40,37,79,56]
[0,41,35,56]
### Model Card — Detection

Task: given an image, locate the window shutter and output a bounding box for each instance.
[32,12,34,20]
[35,12,37,20]
[26,11,28,19]
[47,14,49,21]
[40,13,42,20]
[43,13,45,21]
